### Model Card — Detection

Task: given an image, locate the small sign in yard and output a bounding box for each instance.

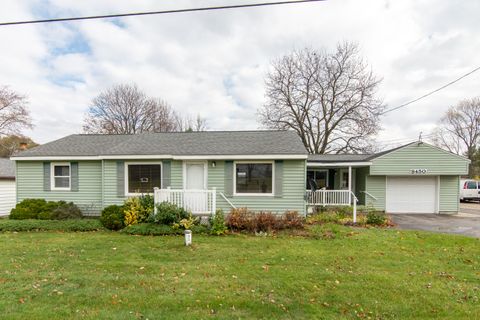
[184,230,192,246]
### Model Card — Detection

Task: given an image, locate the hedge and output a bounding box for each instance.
[0,219,104,232]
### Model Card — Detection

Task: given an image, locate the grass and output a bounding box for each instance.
[0,226,478,319]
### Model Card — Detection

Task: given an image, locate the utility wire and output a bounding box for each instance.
[0,0,326,26]
[381,65,480,115]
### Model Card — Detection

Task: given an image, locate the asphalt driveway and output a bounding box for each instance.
[391,202,480,238]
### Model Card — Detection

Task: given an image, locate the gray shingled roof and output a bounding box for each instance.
[0,159,15,178]
[14,131,308,157]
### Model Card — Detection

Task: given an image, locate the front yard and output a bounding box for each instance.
[0,226,479,319]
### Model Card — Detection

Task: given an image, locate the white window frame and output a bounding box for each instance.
[124,162,163,196]
[50,162,71,191]
[233,161,275,196]
[306,168,329,190]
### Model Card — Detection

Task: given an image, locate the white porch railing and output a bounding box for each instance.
[306,190,352,206]
[306,189,359,223]
[154,187,216,215]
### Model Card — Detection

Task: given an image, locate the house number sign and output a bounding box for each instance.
[410,169,428,174]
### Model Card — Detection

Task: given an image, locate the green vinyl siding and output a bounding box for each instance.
[170,160,183,189]
[370,143,469,175]
[208,160,306,215]
[439,176,460,213]
[17,158,306,216]
[365,175,386,211]
[16,161,102,215]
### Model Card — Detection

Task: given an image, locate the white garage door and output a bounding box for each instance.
[386,176,437,214]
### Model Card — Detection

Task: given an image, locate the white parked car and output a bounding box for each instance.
[460,179,480,202]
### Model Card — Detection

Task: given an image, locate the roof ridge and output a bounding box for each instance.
[74,130,291,136]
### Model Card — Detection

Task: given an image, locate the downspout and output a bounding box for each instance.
[101,159,105,211]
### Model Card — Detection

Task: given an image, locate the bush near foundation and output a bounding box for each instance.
[10,199,83,220]
[226,208,304,233]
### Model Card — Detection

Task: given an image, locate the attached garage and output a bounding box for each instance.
[306,141,469,214]
[0,159,16,216]
[363,142,470,214]
[386,176,437,213]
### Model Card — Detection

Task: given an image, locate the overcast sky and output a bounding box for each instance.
[1,0,479,149]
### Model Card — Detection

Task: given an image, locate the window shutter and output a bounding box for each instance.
[274,160,283,198]
[43,162,51,191]
[162,160,171,188]
[224,161,234,197]
[117,161,125,197]
[70,162,79,192]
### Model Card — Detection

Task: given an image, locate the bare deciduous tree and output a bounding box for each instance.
[83,84,181,134]
[259,42,384,154]
[0,86,32,136]
[178,114,208,132]
[432,97,480,177]
[83,84,208,134]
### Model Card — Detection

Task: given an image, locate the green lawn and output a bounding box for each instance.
[0,226,479,319]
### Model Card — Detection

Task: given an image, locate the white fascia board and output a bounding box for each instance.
[12,154,308,161]
[307,162,372,167]
[11,156,100,161]
[100,155,174,160]
[173,155,308,160]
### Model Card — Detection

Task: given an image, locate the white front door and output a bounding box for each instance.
[184,162,208,213]
[186,162,206,190]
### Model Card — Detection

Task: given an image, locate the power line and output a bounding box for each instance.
[381,65,480,115]
[0,0,326,27]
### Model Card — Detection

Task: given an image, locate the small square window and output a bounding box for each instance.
[51,163,71,190]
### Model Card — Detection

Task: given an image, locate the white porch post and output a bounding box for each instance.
[153,187,159,215]
[348,166,352,203]
[212,187,217,215]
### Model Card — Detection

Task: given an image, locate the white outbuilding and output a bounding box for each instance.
[0,159,15,216]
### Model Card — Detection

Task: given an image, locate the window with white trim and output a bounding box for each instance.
[235,162,273,195]
[51,163,71,190]
[126,163,162,195]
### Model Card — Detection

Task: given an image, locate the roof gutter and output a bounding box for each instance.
[12,154,308,161]
[307,161,372,167]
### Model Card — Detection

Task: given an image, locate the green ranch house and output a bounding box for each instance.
[11,131,469,217]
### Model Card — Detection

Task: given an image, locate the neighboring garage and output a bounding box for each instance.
[0,159,16,216]
[365,142,470,214]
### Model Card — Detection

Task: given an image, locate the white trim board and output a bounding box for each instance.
[12,154,308,161]
[307,162,371,167]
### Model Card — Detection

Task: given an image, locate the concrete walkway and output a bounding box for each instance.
[391,203,480,238]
